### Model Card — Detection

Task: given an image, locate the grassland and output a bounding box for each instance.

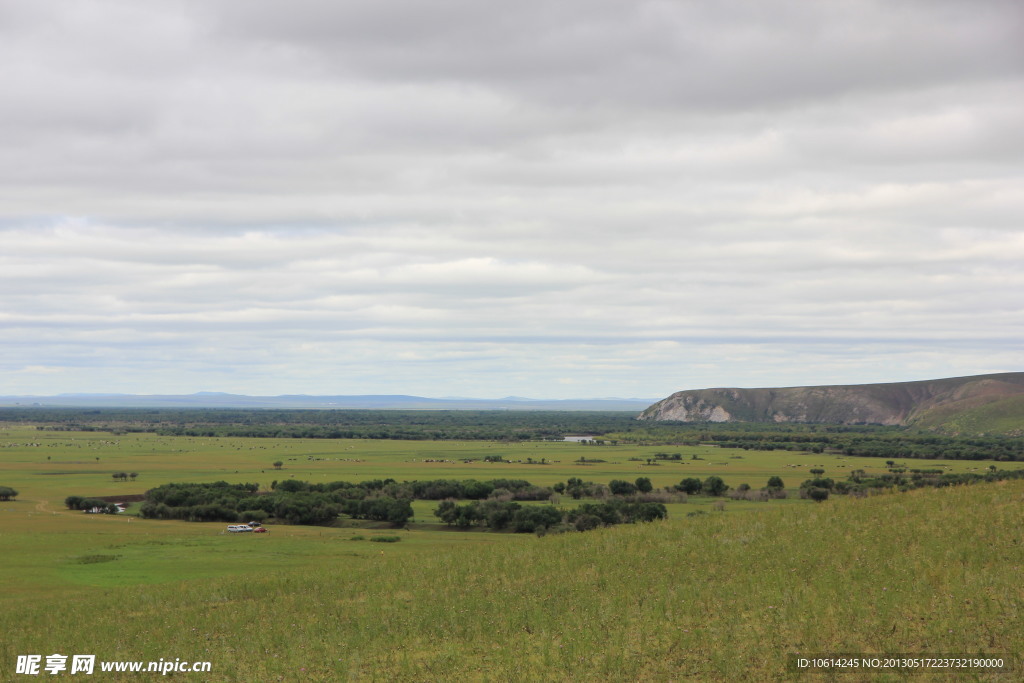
[2,426,1010,497]
[913,395,1024,436]
[2,425,1023,680]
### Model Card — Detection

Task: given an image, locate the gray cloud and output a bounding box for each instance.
[0,0,1021,397]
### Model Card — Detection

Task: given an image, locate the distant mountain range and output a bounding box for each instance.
[0,392,656,412]
[639,372,1024,435]
[6,373,1022,434]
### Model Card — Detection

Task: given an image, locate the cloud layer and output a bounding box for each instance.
[2,0,1022,397]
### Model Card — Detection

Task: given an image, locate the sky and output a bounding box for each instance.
[2,0,1022,399]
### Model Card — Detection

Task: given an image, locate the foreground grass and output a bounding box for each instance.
[0,498,510,604]
[2,480,1021,681]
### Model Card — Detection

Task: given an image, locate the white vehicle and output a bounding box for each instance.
[226,524,253,533]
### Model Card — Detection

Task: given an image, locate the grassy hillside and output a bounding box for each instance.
[2,480,1021,681]
[642,372,1024,434]
[912,395,1024,436]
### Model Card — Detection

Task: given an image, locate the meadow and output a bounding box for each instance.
[1,424,1022,680]
[2,425,1009,498]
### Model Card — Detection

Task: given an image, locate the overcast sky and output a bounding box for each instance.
[2,0,1022,399]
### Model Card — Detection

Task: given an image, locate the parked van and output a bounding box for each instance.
[226,524,253,533]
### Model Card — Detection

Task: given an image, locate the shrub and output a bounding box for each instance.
[434,500,460,526]
[623,490,686,504]
[187,504,239,523]
[511,506,562,533]
[479,500,520,530]
[342,497,413,526]
[139,502,172,519]
[676,478,703,495]
[573,514,603,532]
[728,489,769,502]
[609,479,638,496]
[239,510,268,523]
[77,498,118,514]
[625,502,668,522]
[703,476,729,496]
[275,479,309,493]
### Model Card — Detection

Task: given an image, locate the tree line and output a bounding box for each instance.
[793,465,1024,502]
[607,423,1024,461]
[71,474,753,530]
[63,496,119,513]
[434,498,668,533]
[6,407,1020,459]
[7,408,638,441]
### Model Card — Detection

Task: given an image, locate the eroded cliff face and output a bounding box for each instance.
[650,395,732,422]
[639,373,1024,426]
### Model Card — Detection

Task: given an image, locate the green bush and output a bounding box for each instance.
[676,477,702,495]
[369,536,401,543]
[238,510,267,523]
[703,476,729,496]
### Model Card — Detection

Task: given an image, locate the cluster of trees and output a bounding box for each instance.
[144,481,259,507]
[725,477,789,502]
[124,475,689,530]
[63,496,119,513]
[673,476,730,496]
[0,486,18,501]
[6,408,639,442]
[434,498,667,534]
[865,466,1021,493]
[273,477,553,502]
[653,452,683,460]
[552,477,667,499]
[133,480,413,526]
[609,478,653,495]
[553,478,605,499]
[608,423,1024,461]
[111,472,138,482]
[550,475,753,500]
[791,465,1024,501]
[340,497,414,525]
[434,500,563,532]
[399,478,550,501]
[133,478,560,527]
[566,501,668,530]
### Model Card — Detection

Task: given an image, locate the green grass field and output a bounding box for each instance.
[2,426,1022,680]
[1,426,1007,497]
